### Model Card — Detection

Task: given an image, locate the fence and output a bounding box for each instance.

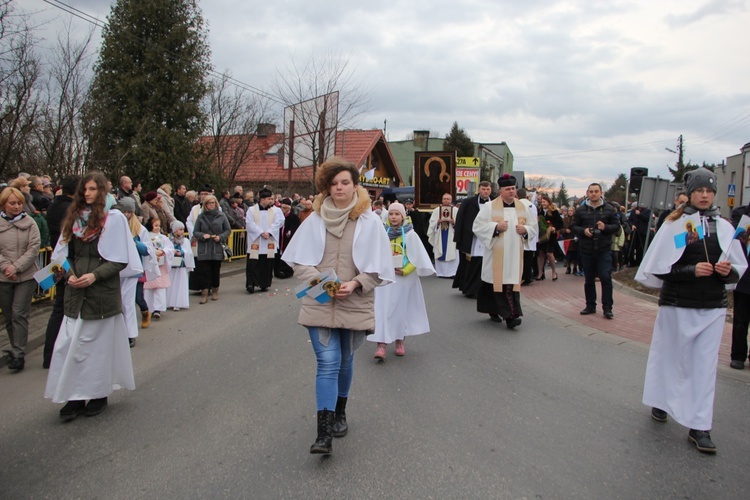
[226,229,247,261]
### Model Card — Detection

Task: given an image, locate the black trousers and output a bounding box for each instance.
[43,281,66,367]
[246,254,273,290]
[522,250,534,283]
[196,259,222,289]
[731,290,750,362]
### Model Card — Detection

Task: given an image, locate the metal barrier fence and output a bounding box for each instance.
[226,229,247,261]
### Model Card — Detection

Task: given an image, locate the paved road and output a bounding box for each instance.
[1,272,748,498]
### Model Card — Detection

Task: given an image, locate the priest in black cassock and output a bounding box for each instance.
[452,180,493,298]
[275,197,301,279]
[473,174,538,329]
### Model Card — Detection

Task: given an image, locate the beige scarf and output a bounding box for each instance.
[491,197,527,292]
[249,205,276,259]
[320,192,358,238]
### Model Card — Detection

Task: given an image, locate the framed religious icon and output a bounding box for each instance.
[439,206,452,222]
[414,151,456,209]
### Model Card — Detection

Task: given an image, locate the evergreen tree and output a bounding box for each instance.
[556,181,570,206]
[603,173,627,205]
[82,0,211,188]
[443,121,474,157]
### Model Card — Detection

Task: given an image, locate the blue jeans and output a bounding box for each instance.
[135,281,148,312]
[307,327,354,411]
[580,251,613,310]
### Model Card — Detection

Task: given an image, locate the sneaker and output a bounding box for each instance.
[688,429,716,454]
[395,340,405,356]
[152,311,161,319]
[729,360,745,370]
[651,407,668,422]
[85,397,108,417]
[59,400,86,421]
[580,307,596,315]
[129,338,136,348]
[374,343,386,360]
[172,307,180,312]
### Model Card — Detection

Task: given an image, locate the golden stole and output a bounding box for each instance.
[490,198,526,292]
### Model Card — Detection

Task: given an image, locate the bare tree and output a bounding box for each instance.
[525,175,557,193]
[0,0,41,178]
[203,71,273,186]
[272,50,372,173]
[30,22,94,179]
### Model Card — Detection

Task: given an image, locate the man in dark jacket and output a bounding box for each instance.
[730,203,750,370]
[452,180,493,298]
[275,198,300,278]
[42,175,80,369]
[571,183,620,318]
[172,183,191,225]
[405,198,432,259]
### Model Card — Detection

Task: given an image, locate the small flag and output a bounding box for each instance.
[673,213,704,249]
[733,215,750,240]
[364,168,375,181]
[33,257,71,291]
[558,239,571,256]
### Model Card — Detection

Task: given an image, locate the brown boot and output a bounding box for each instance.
[141,310,151,329]
[211,287,219,301]
[200,289,209,304]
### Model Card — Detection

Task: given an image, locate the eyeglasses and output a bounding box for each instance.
[692,188,714,195]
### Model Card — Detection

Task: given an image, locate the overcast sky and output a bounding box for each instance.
[27,0,750,195]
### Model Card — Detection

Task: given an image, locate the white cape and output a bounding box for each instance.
[282,210,395,285]
[51,209,144,278]
[635,214,747,289]
[371,230,434,343]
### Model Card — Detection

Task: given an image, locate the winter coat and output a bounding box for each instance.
[732,204,750,294]
[193,208,230,261]
[295,188,382,331]
[46,194,74,246]
[657,215,739,309]
[64,235,127,319]
[0,214,41,283]
[570,201,620,254]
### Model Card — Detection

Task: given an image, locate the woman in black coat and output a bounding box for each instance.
[536,194,564,281]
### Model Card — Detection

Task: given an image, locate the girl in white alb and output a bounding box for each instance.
[167,221,194,311]
[144,219,174,319]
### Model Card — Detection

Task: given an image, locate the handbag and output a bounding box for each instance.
[170,256,184,268]
[221,243,232,260]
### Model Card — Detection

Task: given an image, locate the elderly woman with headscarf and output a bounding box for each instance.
[282,157,394,455]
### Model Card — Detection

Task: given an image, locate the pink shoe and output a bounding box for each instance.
[374,343,386,359]
[395,340,405,356]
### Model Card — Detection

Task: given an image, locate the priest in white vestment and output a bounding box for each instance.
[428,193,459,278]
[245,188,284,293]
[473,174,537,329]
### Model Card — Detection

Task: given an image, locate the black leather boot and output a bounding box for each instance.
[332,397,348,438]
[310,409,334,454]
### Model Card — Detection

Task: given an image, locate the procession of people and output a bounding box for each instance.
[2,163,748,460]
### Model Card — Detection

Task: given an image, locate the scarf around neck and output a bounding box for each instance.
[320,193,358,238]
[73,207,104,241]
[1,211,26,222]
[387,223,413,240]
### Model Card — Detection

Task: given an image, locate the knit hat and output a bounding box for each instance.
[497,174,517,188]
[118,197,136,213]
[684,167,717,197]
[170,220,185,233]
[144,191,159,202]
[388,202,407,220]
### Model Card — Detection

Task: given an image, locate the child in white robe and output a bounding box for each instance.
[167,221,194,311]
[370,202,435,359]
[144,219,174,319]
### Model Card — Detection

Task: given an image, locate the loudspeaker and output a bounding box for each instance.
[630,167,648,194]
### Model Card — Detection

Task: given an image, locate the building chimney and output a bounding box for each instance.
[413,130,430,149]
[257,123,276,137]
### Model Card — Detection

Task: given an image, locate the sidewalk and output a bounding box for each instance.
[521,263,743,376]
[0,259,247,368]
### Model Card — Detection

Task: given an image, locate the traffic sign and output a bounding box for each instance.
[457,156,480,167]
[728,184,736,197]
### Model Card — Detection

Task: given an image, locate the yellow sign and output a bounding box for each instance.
[456,167,480,195]
[457,156,480,167]
[728,196,735,207]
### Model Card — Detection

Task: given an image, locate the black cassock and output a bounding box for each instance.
[452,195,491,298]
[275,213,300,279]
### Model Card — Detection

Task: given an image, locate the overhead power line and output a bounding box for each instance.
[42,0,286,105]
